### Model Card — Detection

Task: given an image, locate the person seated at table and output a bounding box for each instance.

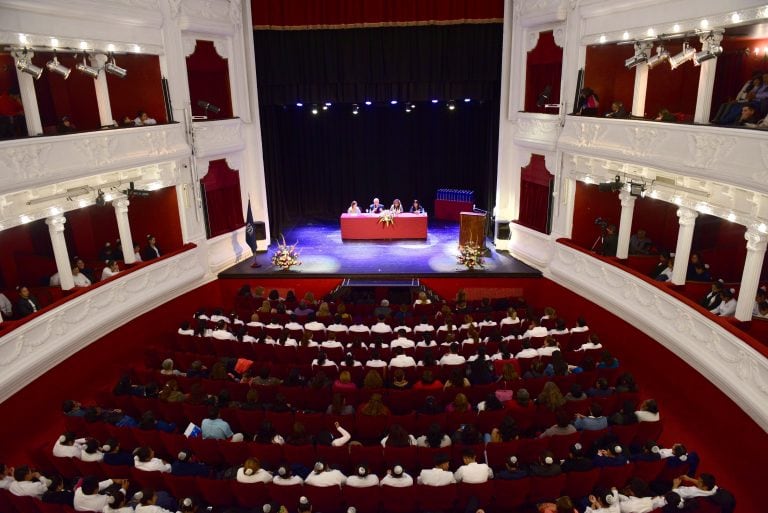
[410,199,425,214]
[390,198,403,214]
[369,197,384,214]
[347,201,361,214]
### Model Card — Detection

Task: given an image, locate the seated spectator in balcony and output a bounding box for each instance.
[312,351,338,372]
[648,252,670,280]
[133,447,171,473]
[101,439,133,466]
[273,465,303,486]
[467,357,494,385]
[73,257,95,283]
[575,87,600,116]
[0,292,12,320]
[236,457,272,483]
[755,300,768,319]
[446,392,471,413]
[80,438,104,462]
[74,475,128,511]
[359,393,391,416]
[685,252,703,280]
[390,368,410,390]
[171,450,210,477]
[391,328,415,349]
[201,406,240,441]
[609,401,639,426]
[540,410,577,438]
[635,399,660,422]
[413,370,443,391]
[710,288,736,316]
[417,423,452,448]
[292,301,313,317]
[654,256,675,282]
[101,260,121,281]
[56,115,77,134]
[346,464,379,488]
[538,337,560,357]
[712,73,762,123]
[417,454,456,486]
[132,242,143,262]
[593,444,629,468]
[326,393,355,416]
[529,451,562,477]
[134,111,157,126]
[327,315,348,335]
[521,319,549,339]
[305,461,347,487]
[9,466,51,498]
[454,448,493,483]
[497,456,528,480]
[654,108,676,122]
[628,229,653,255]
[141,234,161,261]
[253,421,285,445]
[362,369,384,389]
[40,475,74,507]
[700,280,724,310]
[506,388,532,413]
[0,463,14,489]
[439,342,465,366]
[537,382,566,411]
[389,347,417,369]
[382,464,414,487]
[605,100,629,119]
[315,422,352,448]
[672,473,718,499]
[689,263,712,282]
[381,424,416,447]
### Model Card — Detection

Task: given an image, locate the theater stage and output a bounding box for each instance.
[219,219,541,279]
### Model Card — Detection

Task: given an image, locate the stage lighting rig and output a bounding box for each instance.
[122,182,151,198]
[598,175,624,193]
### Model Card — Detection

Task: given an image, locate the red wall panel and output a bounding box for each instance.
[106,54,167,125]
[186,41,233,119]
[524,31,562,113]
[127,186,184,254]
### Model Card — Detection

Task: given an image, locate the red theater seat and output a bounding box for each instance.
[528,474,567,503]
[492,477,530,510]
[232,481,270,508]
[416,483,457,513]
[343,483,382,513]
[562,468,600,499]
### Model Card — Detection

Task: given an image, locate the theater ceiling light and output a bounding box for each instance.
[15,51,43,79]
[46,54,71,79]
[76,54,100,78]
[694,35,723,65]
[646,45,670,69]
[669,42,695,69]
[624,43,649,69]
[104,54,127,78]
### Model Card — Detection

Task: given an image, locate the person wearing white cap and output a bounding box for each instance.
[304,461,346,487]
[380,464,413,487]
[345,465,379,488]
[272,465,303,486]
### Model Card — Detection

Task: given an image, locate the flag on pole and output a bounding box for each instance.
[245,197,257,255]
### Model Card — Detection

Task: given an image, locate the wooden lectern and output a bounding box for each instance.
[459,212,486,249]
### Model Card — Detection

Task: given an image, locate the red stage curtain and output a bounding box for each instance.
[202,159,245,238]
[251,0,504,29]
[517,155,552,234]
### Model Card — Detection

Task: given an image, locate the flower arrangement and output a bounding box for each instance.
[378,209,395,226]
[271,235,301,271]
[457,242,484,270]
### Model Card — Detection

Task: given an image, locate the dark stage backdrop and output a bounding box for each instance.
[253,24,502,236]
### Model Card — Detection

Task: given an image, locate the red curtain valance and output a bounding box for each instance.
[251,0,504,30]
[521,155,553,187]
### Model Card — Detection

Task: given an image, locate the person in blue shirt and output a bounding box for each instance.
[201,406,239,440]
[171,449,212,477]
[410,199,425,214]
[495,456,528,480]
[574,403,608,431]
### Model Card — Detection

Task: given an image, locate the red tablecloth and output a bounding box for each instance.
[434,199,473,221]
[340,213,428,240]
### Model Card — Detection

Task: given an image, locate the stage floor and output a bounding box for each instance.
[219,219,541,279]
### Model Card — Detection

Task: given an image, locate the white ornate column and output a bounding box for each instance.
[735,226,768,321]
[671,207,698,285]
[616,189,636,259]
[694,31,723,124]
[13,51,43,136]
[631,42,653,117]
[113,198,136,264]
[91,54,114,127]
[46,215,74,290]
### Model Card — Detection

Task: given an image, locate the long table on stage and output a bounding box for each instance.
[340,213,428,240]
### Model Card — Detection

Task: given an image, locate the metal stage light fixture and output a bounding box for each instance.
[46,54,71,79]
[646,45,670,69]
[694,38,723,65]
[669,42,695,69]
[16,52,43,79]
[104,54,127,78]
[76,55,100,78]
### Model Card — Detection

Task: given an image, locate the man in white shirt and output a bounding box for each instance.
[327,315,349,334]
[285,315,304,332]
[9,466,51,498]
[380,465,414,487]
[305,313,326,334]
[537,338,560,356]
[520,320,548,339]
[515,340,538,359]
[74,476,128,512]
[672,474,718,499]
[0,463,14,489]
[371,315,393,335]
[710,290,737,317]
[389,347,417,368]
[390,329,415,349]
[304,462,347,487]
[454,449,493,483]
[0,292,12,321]
[211,321,236,341]
[414,317,435,334]
[349,322,371,335]
[570,317,589,333]
[439,343,465,366]
[576,334,602,352]
[417,455,456,486]
[321,333,343,349]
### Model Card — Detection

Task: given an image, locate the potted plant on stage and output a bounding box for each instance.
[271,236,302,271]
[457,241,484,270]
[378,209,395,227]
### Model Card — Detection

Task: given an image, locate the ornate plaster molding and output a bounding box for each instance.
[192,118,244,161]
[0,248,207,403]
[547,242,768,432]
[514,113,562,151]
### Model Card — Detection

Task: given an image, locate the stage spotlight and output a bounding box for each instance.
[104,54,127,78]
[364,100,372,106]
[16,52,43,79]
[95,190,106,207]
[669,42,695,69]
[463,98,471,102]
[352,104,359,115]
[694,40,723,65]
[624,49,648,69]
[447,100,456,111]
[324,102,332,107]
[296,102,304,107]
[322,104,328,111]
[431,99,439,104]
[76,55,100,78]
[405,104,412,113]
[646,45,670,69]
[46,54,71,79]
[390,100,398,105]
[311,105,319,115]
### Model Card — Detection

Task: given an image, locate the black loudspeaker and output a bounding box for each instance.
[495,220,511,240]
[253,221,266,241]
